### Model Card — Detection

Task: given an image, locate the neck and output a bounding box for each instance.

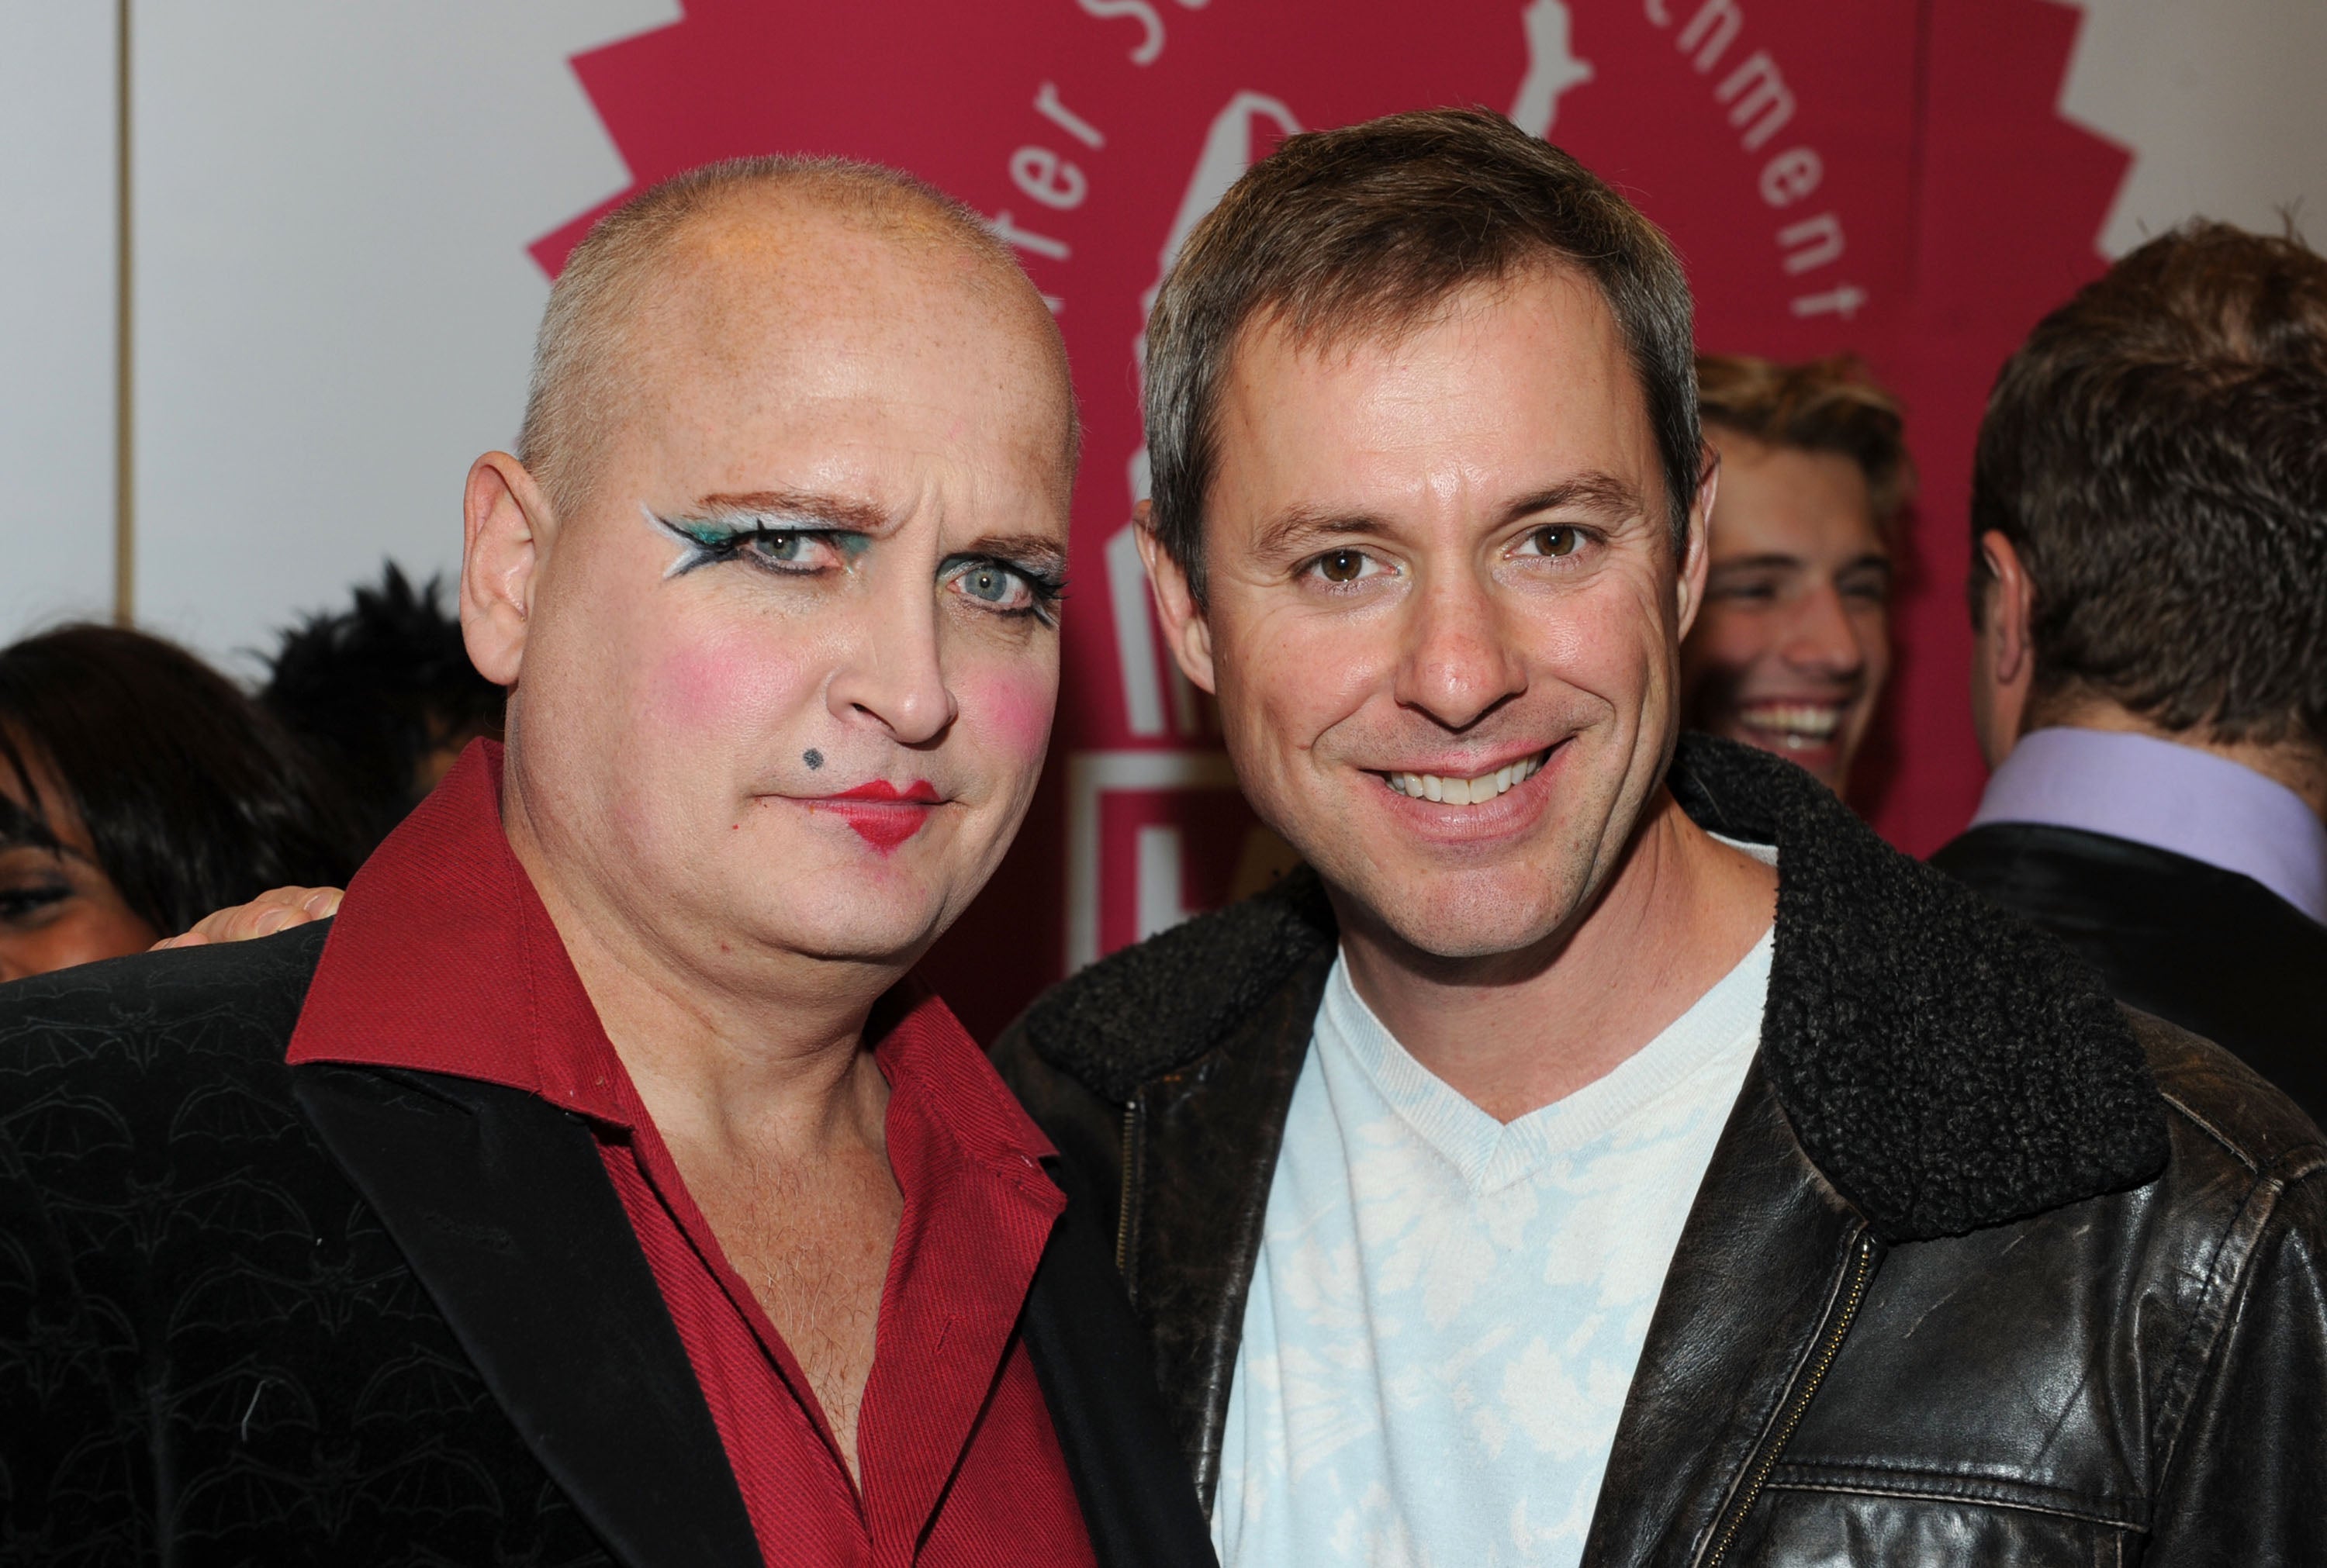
[1333,787,1777,1123]
[500,771,901,1161]
[2028,699,2327,820]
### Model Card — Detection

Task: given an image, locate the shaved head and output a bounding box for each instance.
[517,156,1077,523]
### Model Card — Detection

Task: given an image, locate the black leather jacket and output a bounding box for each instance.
[995,738,2327,1566]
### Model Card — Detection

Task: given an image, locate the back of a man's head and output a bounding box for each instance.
[1971,221,2327,752]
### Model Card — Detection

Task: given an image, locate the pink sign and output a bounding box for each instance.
[534,0,2126,1038]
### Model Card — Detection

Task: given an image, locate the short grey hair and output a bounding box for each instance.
[1143,108,1699,605]
[517,154,1072,519]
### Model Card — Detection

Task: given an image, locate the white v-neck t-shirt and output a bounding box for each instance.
[1212,869,1774,1568]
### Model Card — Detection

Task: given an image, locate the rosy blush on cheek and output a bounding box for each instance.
[960,669,1057,772]
[645,629,809,737]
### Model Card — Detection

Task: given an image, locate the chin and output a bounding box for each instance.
[1335,853,1591,963]
[722,873,956,966]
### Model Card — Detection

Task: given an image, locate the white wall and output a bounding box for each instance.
[0,4,117,640]
[2062,0,2327,257]
[131,0,673,676]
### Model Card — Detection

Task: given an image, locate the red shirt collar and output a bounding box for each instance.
[288,740,1053,1169]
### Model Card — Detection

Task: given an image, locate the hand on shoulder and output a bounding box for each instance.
[153,886,344,949]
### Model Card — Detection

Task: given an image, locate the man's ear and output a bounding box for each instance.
[1978,530,2036,687]
[1969,528,2039,767]
[1673,443,1720,639]
[1132,499,1218,695]
[462,452,553,687]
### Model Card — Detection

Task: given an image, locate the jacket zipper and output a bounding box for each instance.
[1114,1097,1140,1278]
[1701,1231,1876,1568]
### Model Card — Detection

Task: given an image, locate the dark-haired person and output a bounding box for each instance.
[989,111,2327,1563]
[0,623,359,982]
[1934,220,2327,1127]
[265,562,507,854]
[1682,355,1912,797]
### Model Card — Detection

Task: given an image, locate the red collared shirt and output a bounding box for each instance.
[289,743,1096,1568]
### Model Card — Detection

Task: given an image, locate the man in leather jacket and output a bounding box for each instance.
[998,109,2327,1566]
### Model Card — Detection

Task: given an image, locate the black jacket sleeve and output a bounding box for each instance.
[2145,1157,2327,1565]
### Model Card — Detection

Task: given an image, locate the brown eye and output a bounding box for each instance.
[1318,549,1367,583]
[1529,525,1582,558]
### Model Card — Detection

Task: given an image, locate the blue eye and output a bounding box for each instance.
[942,555,1063,622]
[949,560,1037,613]
[963,564,1021,603]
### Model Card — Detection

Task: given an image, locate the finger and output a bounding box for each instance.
[225,886,344,938]
[179,886,326,946]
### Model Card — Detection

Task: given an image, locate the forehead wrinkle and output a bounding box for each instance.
[578,211,1076,542]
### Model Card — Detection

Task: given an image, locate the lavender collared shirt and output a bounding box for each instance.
[1970,726,2327,927]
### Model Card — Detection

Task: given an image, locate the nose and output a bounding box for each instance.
[1392,566,1527,731]
[825,578,959,747]
[1779,580,1868,682]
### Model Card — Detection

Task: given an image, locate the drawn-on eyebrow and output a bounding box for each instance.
[958,532,1070,578]
[1251,471,1649,561]
[690,489,892,533]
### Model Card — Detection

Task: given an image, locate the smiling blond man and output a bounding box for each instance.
[998,109,2327,1566]
[0,159,1210,1568]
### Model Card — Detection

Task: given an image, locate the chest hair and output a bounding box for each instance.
[680,1137,904,1481]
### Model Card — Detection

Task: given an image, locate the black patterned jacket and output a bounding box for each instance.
[0,925,1211,1568]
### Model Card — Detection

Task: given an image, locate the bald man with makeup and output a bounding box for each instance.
[0,160,1210,1568]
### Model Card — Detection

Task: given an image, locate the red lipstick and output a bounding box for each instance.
[811,779,942,851]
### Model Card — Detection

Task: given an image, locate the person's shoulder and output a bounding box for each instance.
[2134,1005,2327,1183]
[0,920,331,1093]
[994,866,1336,1105]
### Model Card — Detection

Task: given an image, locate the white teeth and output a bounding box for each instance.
[1740,703,1843,741]
[1385,751,1547,803]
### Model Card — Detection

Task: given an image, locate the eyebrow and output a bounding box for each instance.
[690,489,893,533]
[1709,551,1893,575]
[1251,471,1649,559]
[956,532,1070,575]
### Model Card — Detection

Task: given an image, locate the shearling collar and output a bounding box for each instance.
[1019,734,2169,1242]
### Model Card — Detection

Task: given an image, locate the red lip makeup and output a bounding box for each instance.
[812,779,942,851]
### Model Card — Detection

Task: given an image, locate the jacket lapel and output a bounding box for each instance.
[292,1060,762,1568]
[1131,943,1334,1506]
[1022,1152,1222,1568]
[1581,1061,1877,1568]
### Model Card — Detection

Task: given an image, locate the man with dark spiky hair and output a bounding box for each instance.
[1935,221,2327,1127]
[996,109,2327,1566]
[264,562,507,852]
